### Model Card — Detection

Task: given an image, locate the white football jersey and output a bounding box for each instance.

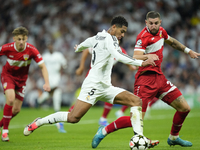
[75,30,143,86]
[43,51,67,88]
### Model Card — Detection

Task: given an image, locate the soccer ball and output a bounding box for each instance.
[129,134,148,150]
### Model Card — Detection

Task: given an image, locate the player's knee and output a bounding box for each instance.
[67,115,81,123]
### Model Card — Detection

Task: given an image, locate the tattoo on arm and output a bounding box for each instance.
[168,38,185,52]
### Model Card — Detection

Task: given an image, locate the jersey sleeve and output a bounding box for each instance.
[106,35,143,66]
[162,27,170,40]
[134,36,146,53]
[59,53,67,69]
[0,45,6,56]
[32,48,44,65]
[75,37,94,52]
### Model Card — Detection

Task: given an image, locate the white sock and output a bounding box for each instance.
[2,129,8,134]
[53,88,62,112]
[36,112,69,126]
[130,106,143,135]
[37,92,50,104]
[100,117,107,121]
[169,134,179,140]
[102,127,107,135]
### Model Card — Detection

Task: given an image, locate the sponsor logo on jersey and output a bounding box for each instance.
[86,95,90,101]
[9,55,14,58]
[136,39,142,46]
[11,44,13,47]
[3,83,7,89]
[23,54,29,60]
[37,54,42,59]
[160,31,162,37]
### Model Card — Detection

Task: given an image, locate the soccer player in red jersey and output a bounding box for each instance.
[92,11,200,148]
[0,26,51,141]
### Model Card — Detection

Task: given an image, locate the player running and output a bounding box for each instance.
[23,16,157,148]
[0,26,51,141]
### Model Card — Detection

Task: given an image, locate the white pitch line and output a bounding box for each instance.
[8,112,200,129]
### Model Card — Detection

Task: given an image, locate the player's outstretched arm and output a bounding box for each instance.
[76,49,90,76]
[165,37,200,59]
[38,62,51,92]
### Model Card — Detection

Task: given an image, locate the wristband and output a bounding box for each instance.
[184,47,190,54]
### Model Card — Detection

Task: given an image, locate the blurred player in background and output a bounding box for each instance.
[23,16,158,148]
[37,43,67,133]
[0,26,51,141]
[92,11,200,148]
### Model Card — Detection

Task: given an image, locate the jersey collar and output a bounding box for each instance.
[14,42,27,52]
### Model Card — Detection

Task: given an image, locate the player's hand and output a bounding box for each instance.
[188,50,200,59]
[141,58,156,67]
[147,54,159,61]
[76,67,84,75]
[127,65,138,71]
[74,45,78,50]
[43,84,51,92]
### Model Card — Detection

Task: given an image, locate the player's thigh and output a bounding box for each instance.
[170,95,191,112]
[114,90,141,107]
[69,99,92,122]
[5,89,16,104]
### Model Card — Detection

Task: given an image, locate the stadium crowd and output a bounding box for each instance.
[1,0,200,108]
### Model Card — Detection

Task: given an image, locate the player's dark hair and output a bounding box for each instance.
[111,16,128,28]
[12,26,28,36]
[146,11,161,20]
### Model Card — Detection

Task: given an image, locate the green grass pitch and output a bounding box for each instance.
[0,106,199,150]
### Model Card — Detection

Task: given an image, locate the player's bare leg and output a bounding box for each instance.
[167,95,192,147]
[24,99,92,136]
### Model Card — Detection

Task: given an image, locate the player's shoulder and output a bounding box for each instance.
[26,43,38,51]
[1,42,15,50]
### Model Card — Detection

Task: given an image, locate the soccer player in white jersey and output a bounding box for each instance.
[37,43,67,133]
[0,27,51,141]
[23,16,158,148]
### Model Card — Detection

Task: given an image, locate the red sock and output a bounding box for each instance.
[102,102,113,118]
[105,116,132,134]
[3,104,13,130]
[121,105,128,112]
[68,105,74,112]
[170,111,190,136]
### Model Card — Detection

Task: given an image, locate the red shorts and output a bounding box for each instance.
[134,71,182,112]
[1,73,26,101]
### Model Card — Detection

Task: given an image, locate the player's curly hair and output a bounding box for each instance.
[12,26,28,36]
[111,16,128,28]
[146,11,161,20]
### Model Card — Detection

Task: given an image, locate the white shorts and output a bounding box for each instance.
[77,84,125,105]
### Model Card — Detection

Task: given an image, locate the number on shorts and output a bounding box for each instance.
[167,81,174,86]
[88,88,96,96]
[22,86,26,94]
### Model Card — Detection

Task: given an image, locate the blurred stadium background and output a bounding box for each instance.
[1,0,200,109]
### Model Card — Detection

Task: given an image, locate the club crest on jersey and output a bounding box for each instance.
[86,95,90,101]
[160,31,162,37]
[136,39,142,46]
[23,54,29,60]
[3,83,7,89]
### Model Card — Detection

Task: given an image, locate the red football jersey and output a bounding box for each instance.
[0,42,44,81]
[134,26,169,78]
